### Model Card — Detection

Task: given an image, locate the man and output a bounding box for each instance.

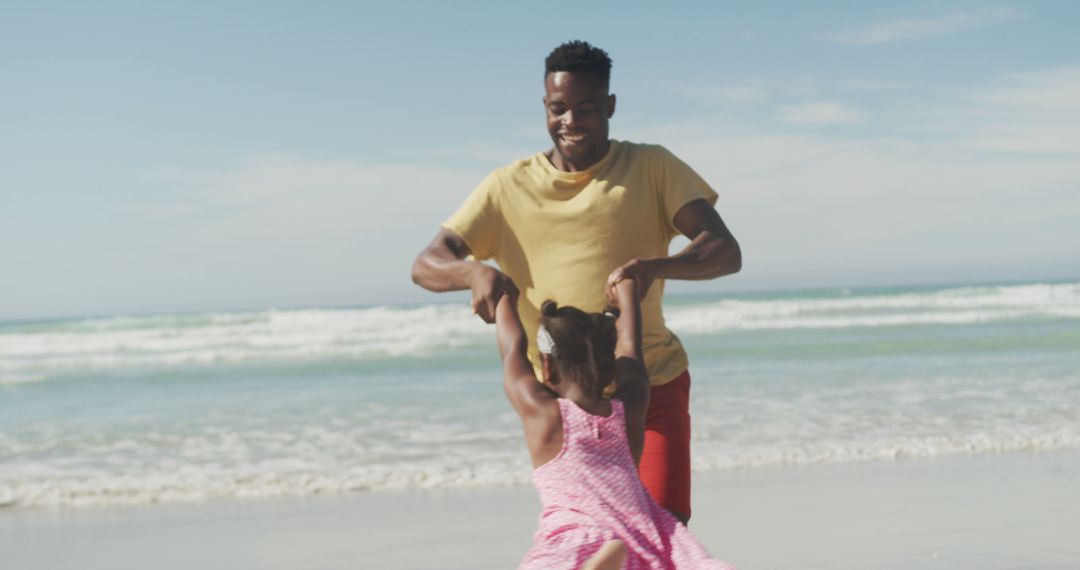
[412,40,740,523]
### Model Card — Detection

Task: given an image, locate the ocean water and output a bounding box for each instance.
[1,281,1078,509]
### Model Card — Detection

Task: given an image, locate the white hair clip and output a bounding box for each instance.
[536,325,556,355]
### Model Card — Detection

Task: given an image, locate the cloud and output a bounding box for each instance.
[664,77,820,106]
[941,66,1080,156]
[775,101,863,125]
[836,78,912,92]
[978,67,1080,115]
[695,84,767,104]
[147,155,482,236]
[87,156,490,313]
[641,125,1079,290]
[621,67,1080,291]
[13,63,1076,320]
[2,152,501,319]
[155,64,1069,305]
[832,8,1021,45]
[423,142,537,164]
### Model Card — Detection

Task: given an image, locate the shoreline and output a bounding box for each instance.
[3,449,1078,569]
[6,277,1077,326]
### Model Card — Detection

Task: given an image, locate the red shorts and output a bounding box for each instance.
[638,369,692,521]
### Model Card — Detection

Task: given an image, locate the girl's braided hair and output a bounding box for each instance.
[539,299,620,399]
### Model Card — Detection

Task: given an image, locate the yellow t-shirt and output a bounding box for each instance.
[443,140,718,386]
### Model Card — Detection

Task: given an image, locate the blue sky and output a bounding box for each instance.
[2,1,1078,320]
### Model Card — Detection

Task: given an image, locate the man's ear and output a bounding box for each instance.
[607,93,616,118]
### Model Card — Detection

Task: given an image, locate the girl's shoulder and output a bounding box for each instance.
[522,396,565,468]
[605,396,625,419]
[562,396,619,420]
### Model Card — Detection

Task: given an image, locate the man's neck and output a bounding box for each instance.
[545,140,612,172]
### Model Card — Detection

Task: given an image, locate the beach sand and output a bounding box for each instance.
[3,449,1078,569]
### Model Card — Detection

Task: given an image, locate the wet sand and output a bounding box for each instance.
[2,450,1078,569]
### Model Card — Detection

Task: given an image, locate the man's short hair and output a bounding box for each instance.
[545,40,612,84]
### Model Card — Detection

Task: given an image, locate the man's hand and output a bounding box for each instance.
[470,264,519,324]
[604,199,742,302]
[607,258,656,301]
[412,228,519,324]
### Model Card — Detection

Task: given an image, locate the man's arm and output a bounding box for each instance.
[411,227,519,323]
[608,198,741,297]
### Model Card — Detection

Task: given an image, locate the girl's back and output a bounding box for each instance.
[495,281,734,568]
[521,397,733,570]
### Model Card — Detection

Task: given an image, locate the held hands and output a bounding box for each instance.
[605,272,641,310]
[605,273,644,367]
[470,264,519,324]
[606,258,654,302]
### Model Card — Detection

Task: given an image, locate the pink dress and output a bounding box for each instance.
[519,398,735,569]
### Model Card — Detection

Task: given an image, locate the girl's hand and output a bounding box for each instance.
[606,258,655,301]
[471,265,519,324]
[606,274,640,309]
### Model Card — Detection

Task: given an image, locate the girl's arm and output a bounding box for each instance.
[608,278,650,463]
[495,293,556,420]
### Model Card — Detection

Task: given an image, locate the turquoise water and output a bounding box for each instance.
[1,281,1078,508]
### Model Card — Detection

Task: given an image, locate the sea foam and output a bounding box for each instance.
[3,425,1078,509]
[3,281,1078,509]
[3,282,1078,383]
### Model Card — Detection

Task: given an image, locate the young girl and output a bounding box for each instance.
[495,278,734,569]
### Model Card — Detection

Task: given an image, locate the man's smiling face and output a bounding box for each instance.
[543,71,616,172]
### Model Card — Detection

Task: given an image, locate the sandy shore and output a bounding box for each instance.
[3,449,1078,569]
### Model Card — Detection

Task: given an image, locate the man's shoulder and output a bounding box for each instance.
[618,139,662,151]
[469,154,529,190]
[614,140,674,163]
[483,152,544,181]
[502,149,547,170]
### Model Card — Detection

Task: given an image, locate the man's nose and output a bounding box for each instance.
[562,110,576,127]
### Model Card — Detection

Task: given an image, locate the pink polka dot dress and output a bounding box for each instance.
[519,398,736,569]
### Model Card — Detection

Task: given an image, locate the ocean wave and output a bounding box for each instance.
[4,364,1079,510]
[692,430,1080,470]
[0,373,46,386]
[0,305,492,381]
[665,282,1080,333]
[1,282,1077,380]
[0,459,534,509]
[3,430,1077,510]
